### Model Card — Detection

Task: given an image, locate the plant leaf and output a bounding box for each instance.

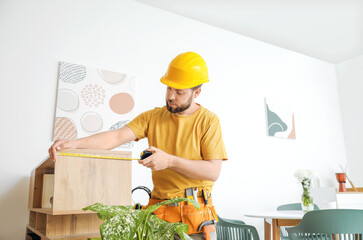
[147,214,167,234]
[83,203,133,221]
[174,224,193,240]
[145,198,199,214]
[180,232,193,240]
[158,222,186,240]
[99,210,144,240]
[86,198,197,240]
[146,214,190,240]
[145,223,155,240]
[130,209,151,240]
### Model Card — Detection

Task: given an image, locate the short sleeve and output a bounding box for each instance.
[200,116,228,160]
[126,111,150,141]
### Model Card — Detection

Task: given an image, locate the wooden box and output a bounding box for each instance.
[26,149,132,239]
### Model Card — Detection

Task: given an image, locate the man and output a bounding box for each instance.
[49,52,228,240]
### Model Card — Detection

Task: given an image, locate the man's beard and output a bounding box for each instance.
[166,97,193,114]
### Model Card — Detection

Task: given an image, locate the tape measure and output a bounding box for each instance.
[58,150,153,161]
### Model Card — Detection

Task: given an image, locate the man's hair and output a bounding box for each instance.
[191,84,203,91]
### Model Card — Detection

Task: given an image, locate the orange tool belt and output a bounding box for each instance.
[146,197,218,235]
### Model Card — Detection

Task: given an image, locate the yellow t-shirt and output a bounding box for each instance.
[127,105,228,199]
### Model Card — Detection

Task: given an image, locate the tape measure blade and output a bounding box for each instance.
[58,152,139,161]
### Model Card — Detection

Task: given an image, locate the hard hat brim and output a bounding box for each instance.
[160,76,209,89]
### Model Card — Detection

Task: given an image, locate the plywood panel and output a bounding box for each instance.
[35,212,47,234]
[42,174,55,208]
[33,167,55,208]
[33,170,44,208]
[46,214,102,236]
[53,149,131,212]
[28,224,101,240]
[27,149,131,239]
[31,208,92,215]
[27,225,49,240]
[29,211,36,228]
[29,169,36,209]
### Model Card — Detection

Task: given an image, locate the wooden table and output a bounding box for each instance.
[244,210,305,240]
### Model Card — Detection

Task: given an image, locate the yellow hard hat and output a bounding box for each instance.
[160,52,209,89]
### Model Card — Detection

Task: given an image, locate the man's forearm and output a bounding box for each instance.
[50,126,136,161]
[71,131,119,150]
[169,156,222,182]
[138,146,222,181]
[70,126,136,150]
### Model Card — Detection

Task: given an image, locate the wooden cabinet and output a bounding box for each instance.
[26,149,132,240]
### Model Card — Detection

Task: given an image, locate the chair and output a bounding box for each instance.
[277,203,319,240]
[277,203,319,211]
[216,215,260,240]
[286,209,363,240]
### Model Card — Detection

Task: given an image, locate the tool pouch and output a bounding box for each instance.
[165,205,182,223]
[181,203,206,234]
[147,197,218,235]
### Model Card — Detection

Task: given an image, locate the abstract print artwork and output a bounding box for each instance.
[53,61,136,148]
[265,97,296,139]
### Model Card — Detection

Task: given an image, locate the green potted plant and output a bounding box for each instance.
[84,198,199,240]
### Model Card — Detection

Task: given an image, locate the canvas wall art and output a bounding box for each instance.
[265,97,296,139]
[53,61,136,148]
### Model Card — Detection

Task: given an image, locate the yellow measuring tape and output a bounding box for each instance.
[58,152,140,161]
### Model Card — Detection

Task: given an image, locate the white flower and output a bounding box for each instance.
[294,169,314,182]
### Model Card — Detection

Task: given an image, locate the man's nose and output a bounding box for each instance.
[168,91,176,100]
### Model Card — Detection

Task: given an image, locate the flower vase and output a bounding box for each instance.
[301,188,314,212]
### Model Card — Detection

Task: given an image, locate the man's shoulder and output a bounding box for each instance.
[198,106,221,125]
[141,106,168,116]
[199,106,219,120]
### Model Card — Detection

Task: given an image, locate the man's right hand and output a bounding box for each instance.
[48,139,74,161]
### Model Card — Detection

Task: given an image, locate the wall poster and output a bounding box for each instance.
[265,97,296,139]
[53,61,136,149]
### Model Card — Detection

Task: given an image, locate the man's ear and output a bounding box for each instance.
[193,87,201,98]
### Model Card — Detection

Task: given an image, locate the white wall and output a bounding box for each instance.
[337,54,363,187]
[0,0,347,239]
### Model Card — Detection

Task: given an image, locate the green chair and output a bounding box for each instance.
[286,209,363,240]
[216,215,260,240]
[277,203,319,211]
[277,203,319,240]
